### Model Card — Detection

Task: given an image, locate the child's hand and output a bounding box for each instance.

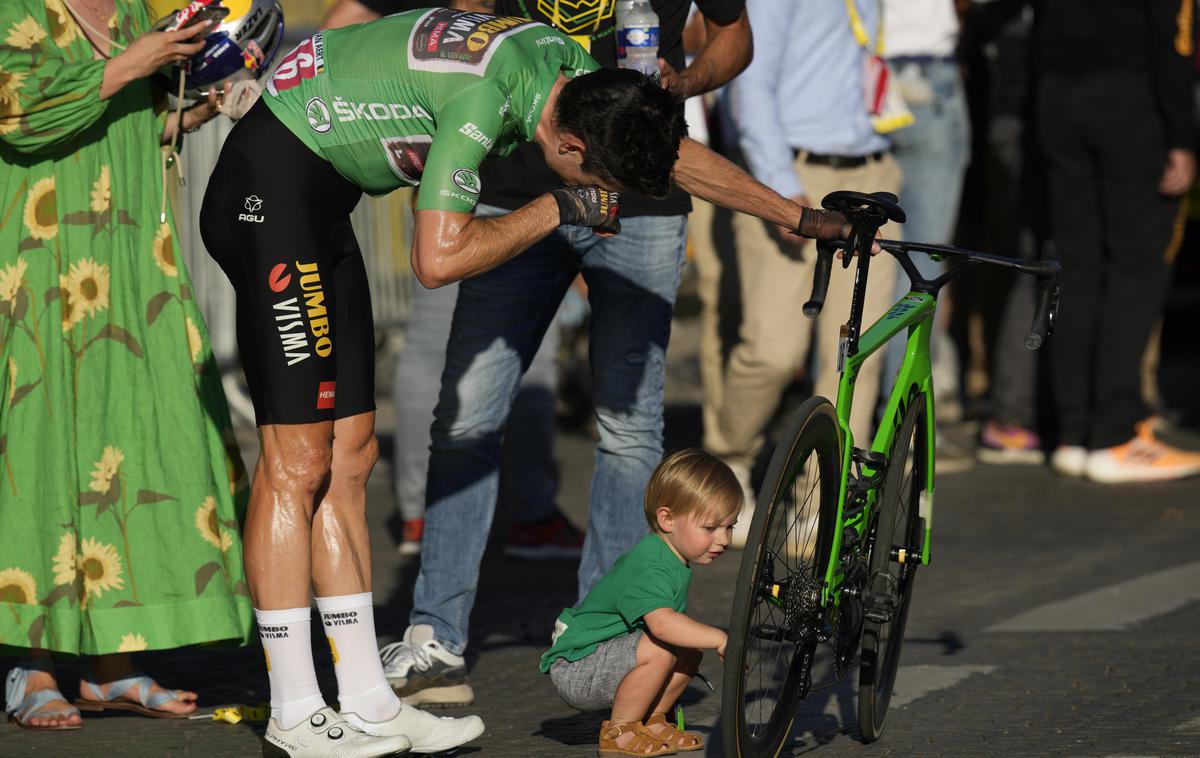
[716,632,727,663]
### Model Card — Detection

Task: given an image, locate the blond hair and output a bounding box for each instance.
[643,449,744,531]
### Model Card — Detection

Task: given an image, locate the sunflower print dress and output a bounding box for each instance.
[0,0,252,655]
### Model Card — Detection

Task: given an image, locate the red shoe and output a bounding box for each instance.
[504,515,584,561]
[398,518,424,557]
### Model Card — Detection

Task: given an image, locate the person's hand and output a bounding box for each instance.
[775,194,811,246]
[656,58,690,99]
[102,21,214,99]
[1159,148,1196,197]
[551,186,621,234]
[716,632,727,664]
[180,81,232,132]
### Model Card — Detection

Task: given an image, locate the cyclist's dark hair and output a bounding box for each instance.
[554,68,686,198]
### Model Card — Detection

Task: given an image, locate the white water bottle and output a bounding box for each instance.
[618,0,659,75]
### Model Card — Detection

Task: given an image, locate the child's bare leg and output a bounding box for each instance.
[608,635,676,751]
[649,647,700,716]
[645,647,702,745]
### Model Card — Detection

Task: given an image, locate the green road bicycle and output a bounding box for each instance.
[721,191,1060,756]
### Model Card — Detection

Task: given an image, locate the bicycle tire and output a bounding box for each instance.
[856,392,927,742]
[723,397,842,758]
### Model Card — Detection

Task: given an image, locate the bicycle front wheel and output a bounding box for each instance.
[723,397,842,758]
[857,392,927,742]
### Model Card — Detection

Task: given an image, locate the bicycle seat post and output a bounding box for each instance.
[818,191,906,371]
[839,225,878,370]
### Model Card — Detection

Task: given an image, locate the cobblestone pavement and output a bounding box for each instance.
[3,319,1199,757]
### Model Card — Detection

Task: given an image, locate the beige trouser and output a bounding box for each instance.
[704,153,903,467]
[690,197,730,444]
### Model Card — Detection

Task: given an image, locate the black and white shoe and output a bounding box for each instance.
[262,707,411,757]
[347,702,485,754]
[379,625,474,707]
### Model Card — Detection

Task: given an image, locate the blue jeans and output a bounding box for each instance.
[410,206,688,655]
[883,58,970,384]
[393,281,561,523]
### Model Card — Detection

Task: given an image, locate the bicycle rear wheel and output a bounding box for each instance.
[857,393,927,742]
[723,397,842,758]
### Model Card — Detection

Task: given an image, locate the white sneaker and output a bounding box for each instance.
[263,707,411,758]
[379,625,474,706]
[348,702,485,754]
[1051,445,1088,477]
[727,462,756,549]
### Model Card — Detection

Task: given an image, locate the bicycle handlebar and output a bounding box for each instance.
[1025,264,1060,350]
[802,238,1061,351]
[802,240,838,318]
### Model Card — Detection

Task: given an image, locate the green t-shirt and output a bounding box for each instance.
[262,8,599,211]
[539,533,691,673]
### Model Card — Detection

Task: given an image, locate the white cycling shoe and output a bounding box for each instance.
[346,701,485,754]
[263,707,411,758]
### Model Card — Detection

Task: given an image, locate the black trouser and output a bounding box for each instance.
[1038,71,1182,449]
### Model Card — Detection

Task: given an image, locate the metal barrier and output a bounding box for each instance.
[174,115,415,422]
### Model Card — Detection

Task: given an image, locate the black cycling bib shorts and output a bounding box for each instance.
[199,102,375,425]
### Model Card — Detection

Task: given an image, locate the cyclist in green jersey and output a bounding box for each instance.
[200,8,847,757]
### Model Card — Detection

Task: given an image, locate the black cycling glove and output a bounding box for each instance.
[552,186,621,234]
[792,207,849,240]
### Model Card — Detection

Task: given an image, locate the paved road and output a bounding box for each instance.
[3,319,1199,757]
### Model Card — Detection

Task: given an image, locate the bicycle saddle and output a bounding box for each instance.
[822,191,907,226]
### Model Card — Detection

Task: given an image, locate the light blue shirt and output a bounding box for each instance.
[726,0,890,198]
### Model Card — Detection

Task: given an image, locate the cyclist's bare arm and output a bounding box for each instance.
[672,137,845,239]
[411,197,561,289]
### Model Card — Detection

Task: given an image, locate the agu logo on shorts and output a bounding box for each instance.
[239,195,264,223]
[316,381,336,410]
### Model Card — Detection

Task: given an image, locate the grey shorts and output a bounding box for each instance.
[549,630,644,711]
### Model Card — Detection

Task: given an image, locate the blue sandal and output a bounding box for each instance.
[5,659,83,730]
[74,665,195,719]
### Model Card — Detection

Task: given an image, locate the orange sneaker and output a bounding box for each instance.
[1085,422,1200,484]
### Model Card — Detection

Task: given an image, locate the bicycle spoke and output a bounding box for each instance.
[741,446,826,739]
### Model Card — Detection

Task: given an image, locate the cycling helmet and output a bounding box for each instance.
[159,0,285,99]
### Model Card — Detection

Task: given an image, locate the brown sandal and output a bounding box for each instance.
[597,719,676,757]
[645,712,704,752]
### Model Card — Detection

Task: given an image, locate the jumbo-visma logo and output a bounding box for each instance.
[307,97,332,133]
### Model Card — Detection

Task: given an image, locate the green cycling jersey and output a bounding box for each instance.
[262,8,600,212]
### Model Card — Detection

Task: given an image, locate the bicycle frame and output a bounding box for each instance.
[819,289,937,606]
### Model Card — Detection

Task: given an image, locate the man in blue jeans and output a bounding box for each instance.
[380,0,755,707]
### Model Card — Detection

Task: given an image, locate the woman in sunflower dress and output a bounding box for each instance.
[0,0,252,729]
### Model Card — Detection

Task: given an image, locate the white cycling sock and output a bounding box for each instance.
[315,592,402,725]
[254,606,326,729]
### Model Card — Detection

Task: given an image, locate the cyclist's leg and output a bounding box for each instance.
[576,215,687,600]
[807,155,903,444]
[312,238,378,597]
[411,214,575,653]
